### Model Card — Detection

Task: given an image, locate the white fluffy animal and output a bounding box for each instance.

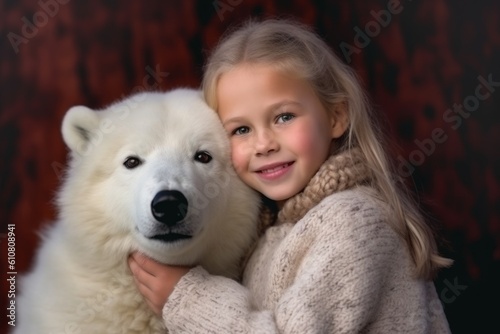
[14,89,260,333]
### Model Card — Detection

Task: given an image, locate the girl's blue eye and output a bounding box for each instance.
[232,126,250,135]
[277,113,295,123]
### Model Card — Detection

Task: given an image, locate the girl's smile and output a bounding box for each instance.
[254,161,295,181]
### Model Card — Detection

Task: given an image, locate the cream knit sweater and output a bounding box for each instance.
[162,150,451,333]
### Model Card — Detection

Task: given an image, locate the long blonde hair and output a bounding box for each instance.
[202,18,451,279]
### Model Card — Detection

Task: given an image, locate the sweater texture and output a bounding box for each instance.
[162,148,451,333]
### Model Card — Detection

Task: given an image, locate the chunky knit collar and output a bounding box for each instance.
[258,147,372,234]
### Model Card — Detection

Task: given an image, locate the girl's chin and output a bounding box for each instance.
[259,189,295,207]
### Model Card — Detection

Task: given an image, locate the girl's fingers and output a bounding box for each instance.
[130,270,163,315]
[128,252,191,316]
[128,254,157,291]
[130,252,161,276]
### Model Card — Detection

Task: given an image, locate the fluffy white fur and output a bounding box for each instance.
[14,89,260,334]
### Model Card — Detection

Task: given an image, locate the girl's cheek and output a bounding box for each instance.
[230,142,247,174]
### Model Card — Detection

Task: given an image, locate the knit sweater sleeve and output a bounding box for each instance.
[162,190,402,333]
[162,266,277,333]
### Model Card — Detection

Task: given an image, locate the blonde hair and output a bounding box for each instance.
[202,18,451,279]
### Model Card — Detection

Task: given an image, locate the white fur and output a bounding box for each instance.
[14,89,260,334]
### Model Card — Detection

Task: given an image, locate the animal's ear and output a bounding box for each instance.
[62,105,99,156]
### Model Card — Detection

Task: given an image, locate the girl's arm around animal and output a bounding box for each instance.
[161,196,394,333]
[161,190,451,333]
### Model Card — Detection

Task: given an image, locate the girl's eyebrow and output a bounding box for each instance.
[268,100,300,111]
[222,117,246,127]
[222,100,301,127]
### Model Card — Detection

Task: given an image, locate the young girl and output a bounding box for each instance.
[128,18,452,333]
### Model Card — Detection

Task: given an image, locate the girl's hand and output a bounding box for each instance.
[128,252,191,315]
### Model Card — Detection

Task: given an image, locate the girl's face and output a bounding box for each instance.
[217,63,347,203]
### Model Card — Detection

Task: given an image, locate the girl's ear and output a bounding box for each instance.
[330,101,349,139]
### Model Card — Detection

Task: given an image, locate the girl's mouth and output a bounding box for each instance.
[256,162,294,180]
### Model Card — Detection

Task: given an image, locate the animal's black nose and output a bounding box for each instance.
[151,190,188,226]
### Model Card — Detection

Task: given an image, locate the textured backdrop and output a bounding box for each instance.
[1,0,499,333]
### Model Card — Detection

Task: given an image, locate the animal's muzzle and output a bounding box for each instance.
[151,190,188,226]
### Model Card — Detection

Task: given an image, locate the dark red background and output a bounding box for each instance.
[1,1,499,333]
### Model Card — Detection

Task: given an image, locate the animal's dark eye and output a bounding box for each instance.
[194,151,212,164]
[123,156,142,169]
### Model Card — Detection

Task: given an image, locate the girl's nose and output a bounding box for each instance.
[255,129,279,156]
